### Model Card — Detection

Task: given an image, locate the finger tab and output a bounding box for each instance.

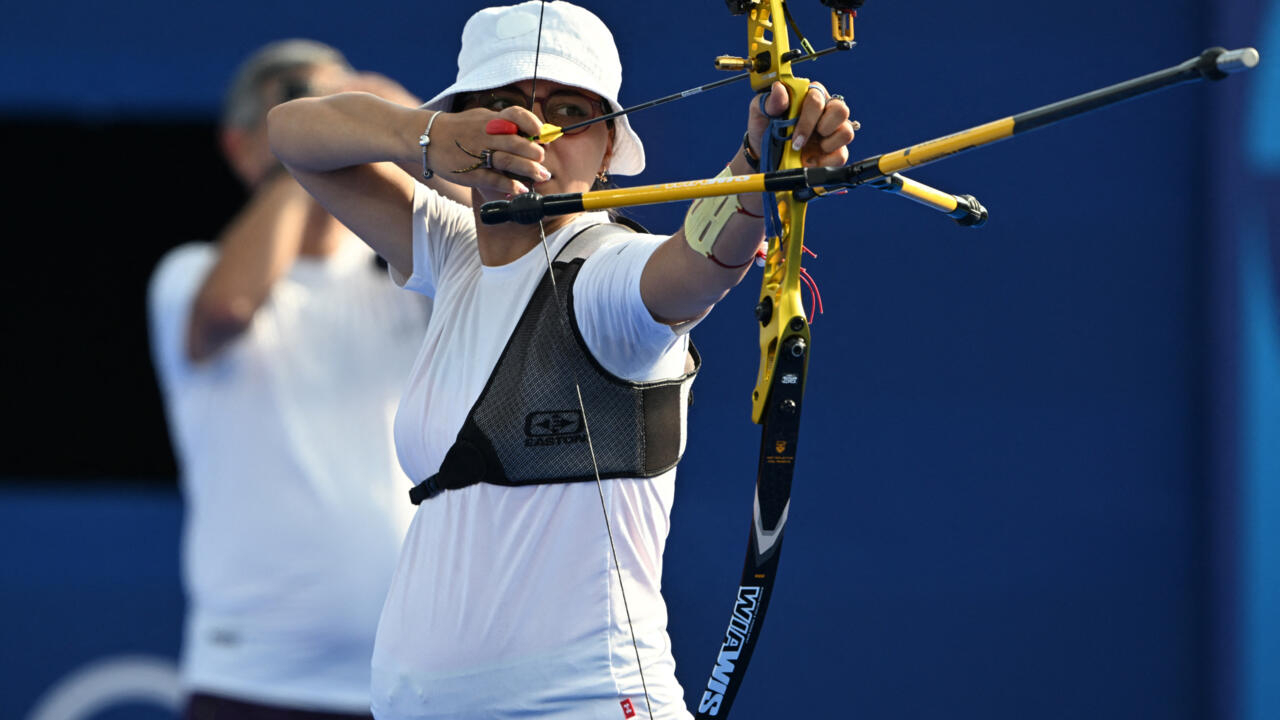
[486,118,520,135]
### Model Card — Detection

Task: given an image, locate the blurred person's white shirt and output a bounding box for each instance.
[148,234,428,712]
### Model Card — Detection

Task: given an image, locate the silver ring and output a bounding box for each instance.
[807,83,829,101]
[831,93,845,103]
[452,142,500,174]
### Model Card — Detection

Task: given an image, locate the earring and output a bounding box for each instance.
[596,170,609,185]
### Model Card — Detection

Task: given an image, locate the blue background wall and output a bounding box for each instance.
[1212,2,1280,720]
[0,1,1273,718]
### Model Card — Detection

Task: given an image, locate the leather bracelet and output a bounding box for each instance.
[418,111,442,180]
[741,131,761,171]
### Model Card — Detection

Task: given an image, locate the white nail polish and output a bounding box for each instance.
[791,134,806,151]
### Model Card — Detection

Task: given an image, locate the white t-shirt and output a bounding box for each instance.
[148,235,429,712]
[370,185,696,720]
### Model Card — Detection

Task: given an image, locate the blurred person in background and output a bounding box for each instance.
[147,39,466,719]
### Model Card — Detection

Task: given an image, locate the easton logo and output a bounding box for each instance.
[697,585,762,716]
[524,411,587,447]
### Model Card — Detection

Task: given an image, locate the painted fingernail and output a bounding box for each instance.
[514,182,530,194]
[791,134,807,151]
[534,165,551,181]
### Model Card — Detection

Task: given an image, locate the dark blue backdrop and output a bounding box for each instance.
[1,1,1273,719]
[1211,3,1280,720]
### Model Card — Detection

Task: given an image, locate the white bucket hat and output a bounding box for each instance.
[421,1,645,176]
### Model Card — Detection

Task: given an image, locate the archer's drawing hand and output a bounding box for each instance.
[421,107,554,199]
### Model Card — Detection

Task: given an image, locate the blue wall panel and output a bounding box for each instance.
[1214,2,1280,720]
[0,488,183,719]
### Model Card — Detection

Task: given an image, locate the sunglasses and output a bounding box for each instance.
[456,86,608,134]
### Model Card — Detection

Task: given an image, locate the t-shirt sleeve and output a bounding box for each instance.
[573,233,695,382]
[146,243,216,388]
[391,181,475,297]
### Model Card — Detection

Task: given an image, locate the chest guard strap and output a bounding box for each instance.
[409,223,700,505]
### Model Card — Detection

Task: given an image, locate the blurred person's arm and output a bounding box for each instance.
[187,71,464,363]
[185,171,314,362]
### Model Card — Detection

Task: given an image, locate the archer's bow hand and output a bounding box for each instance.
[746,81,857,169]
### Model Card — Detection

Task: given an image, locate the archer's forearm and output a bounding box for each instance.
[269,92,427,177]
[639,148,767,325]
[269,92,472,207]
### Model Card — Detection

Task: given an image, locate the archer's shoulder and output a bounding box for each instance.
[589,220,666,257]
[575,223,666,293]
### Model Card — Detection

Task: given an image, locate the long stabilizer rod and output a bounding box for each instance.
[480,47,1260,225]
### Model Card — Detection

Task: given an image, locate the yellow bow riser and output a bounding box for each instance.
[747,0,814,424]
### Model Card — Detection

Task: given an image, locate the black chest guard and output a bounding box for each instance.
[409,223,700,505]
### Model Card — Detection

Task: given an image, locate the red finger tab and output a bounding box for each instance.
[485,118,520,135]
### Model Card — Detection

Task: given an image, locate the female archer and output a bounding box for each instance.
[268,2,855,717]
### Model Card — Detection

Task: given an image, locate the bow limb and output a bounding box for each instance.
[694,2,829,718]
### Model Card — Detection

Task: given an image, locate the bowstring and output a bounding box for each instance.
[526,2,655,718]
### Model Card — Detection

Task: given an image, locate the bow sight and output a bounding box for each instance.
[719,0,857,71]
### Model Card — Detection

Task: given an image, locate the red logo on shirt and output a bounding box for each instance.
[620,698,637,718]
